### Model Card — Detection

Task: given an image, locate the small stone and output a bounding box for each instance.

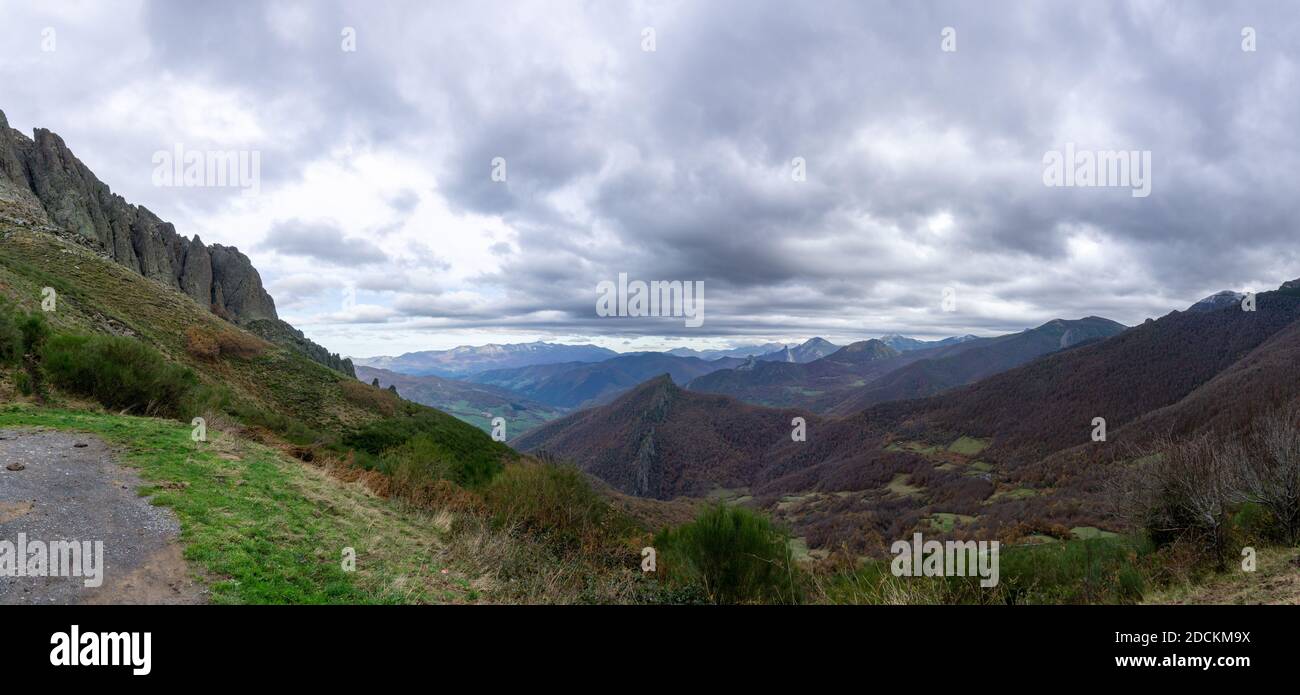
[74,443,88,448]
[6,462,25,471]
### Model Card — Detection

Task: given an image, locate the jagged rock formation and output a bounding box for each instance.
[0,108,353,376]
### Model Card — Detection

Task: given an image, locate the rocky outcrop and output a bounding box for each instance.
[0,107,351,376]
[209,244,278,322]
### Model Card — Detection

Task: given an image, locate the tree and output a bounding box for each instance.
[1240,405,1300,545]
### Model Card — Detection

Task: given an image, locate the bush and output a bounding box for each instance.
[654,504,801,604]
[41,333,209,417]
[1113,435,1240,568]
[1239,406,1300,545]
[184,327,220,361]
[378,433,500,488]
[185,325,267,362]
[0,301,22,366]
[215,329,267,359]
[343,410,512,479]
[483,462,636,558]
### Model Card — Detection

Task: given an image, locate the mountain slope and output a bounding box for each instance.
[353,341,616,377]
[517,289,1300,550]
[687,339,905,407]
[879,334,978,352]
[665,343,788,360]
[757,337,840,363]
[818,317,1127,414]
[469,352,744,409]
[355,365,565,434]
[512,375,816,499]
[0,109,353,376]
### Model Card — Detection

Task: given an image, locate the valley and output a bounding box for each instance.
[2,105,1296,607]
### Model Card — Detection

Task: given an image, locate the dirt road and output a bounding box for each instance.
[0,427,206,604]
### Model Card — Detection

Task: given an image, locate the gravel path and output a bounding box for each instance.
[0,428,206,604]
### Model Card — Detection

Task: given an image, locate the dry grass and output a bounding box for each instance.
[185,325,268,362]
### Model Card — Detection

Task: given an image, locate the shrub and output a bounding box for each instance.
[0,301,22,366]
[483,461,637,559]
[184,326,220,361]
[1113,435,1241,568]
[14,370,32,396]
[653,504,801,604]
[41,333,205,417]
[343,410,512,476]
[185,325,267,362]
[380,433,500,488]
[214,329,267,359]
[1238,406,1300,545]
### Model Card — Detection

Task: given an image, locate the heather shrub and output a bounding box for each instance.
[654,504,801,604]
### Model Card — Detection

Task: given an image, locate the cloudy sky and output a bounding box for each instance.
[3,0,1298,357]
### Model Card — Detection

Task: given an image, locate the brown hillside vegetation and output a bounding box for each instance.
[522,283,1300,552]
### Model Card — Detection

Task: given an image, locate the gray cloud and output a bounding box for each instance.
[260,218,389,265]
[4,0,1299,355]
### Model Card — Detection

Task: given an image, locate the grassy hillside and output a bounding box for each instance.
[0,225,375,434]
[0,405,472,603]
[0,205,659,604]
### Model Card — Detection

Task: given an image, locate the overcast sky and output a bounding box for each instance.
[3,0,1298,356]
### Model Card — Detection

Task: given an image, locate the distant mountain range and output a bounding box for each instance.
[756,337,841,363]
[468,352,744,409]
[665,343,790,360]
[878,334,978,352]
[687,339,904,408]
[817,317,1128,415]
[352,341,617,377]
[688,318,1126,411]
[354,365,566,434]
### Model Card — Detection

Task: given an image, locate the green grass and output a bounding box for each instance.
[885,440,943,456]
[1071,526,1119,540]
[0,404,471,604]
[987,486,1039,502]
[947,436,990,456]
[820,535,1152,605]
[926,512,977,532]
[886,472,924,497]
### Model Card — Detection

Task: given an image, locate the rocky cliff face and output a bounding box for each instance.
[0,108,353,376]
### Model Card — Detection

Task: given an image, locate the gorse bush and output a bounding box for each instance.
[654,504,801,604]
[40,333,210,417]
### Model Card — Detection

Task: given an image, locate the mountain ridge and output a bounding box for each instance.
[0,108,353,376]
